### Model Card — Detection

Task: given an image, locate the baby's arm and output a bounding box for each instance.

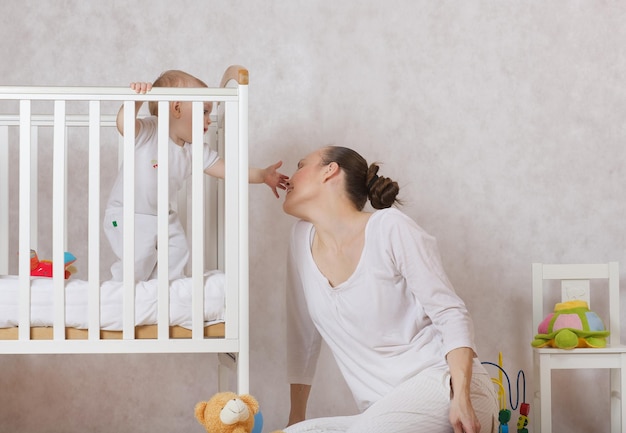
[116,82,152,137]
[204,160,289,198]
[249,161,289,198]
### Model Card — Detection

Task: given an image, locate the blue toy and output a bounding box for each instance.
[251,411,263,433]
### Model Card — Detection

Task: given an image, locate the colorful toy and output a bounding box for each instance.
[517,402,530,433]
[30,249,76,279]
[195,391,285,433]
[498,409,511,433]
[482,352,530,433]
[531,300,609,349]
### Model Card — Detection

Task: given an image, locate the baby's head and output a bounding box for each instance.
[148,70,208,116]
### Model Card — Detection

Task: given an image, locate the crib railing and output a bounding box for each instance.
[0,73,249,393]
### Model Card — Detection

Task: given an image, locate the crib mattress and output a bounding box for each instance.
[0,270,225,332]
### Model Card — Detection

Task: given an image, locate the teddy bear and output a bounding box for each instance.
[195,391,285,433]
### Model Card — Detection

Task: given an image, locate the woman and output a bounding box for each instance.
[282,146,498,433]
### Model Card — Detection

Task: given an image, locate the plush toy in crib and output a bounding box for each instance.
[30,249,77,279]
[531,300,609,349]
[195,391,285,433]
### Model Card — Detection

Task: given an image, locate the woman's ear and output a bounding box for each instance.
[322,162,339,182]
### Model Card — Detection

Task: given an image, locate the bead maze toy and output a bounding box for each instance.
[482,352,530,433]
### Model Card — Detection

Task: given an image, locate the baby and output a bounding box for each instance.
[104,70,287,281]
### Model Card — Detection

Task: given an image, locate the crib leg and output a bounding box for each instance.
[218,353,237,392]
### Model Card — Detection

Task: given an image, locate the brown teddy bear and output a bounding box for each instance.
[195,391,285,433]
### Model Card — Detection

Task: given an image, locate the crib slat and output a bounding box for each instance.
[223,94,251,393]
[0,338,240,354]
[222,88,249,392]
[0,114,116,127]
[223,99,240,344]
[30,127,40,250]
[122,101,136,339]
[52,100,67,341]
[0,86,238,101]
[0,126,7,275]
[18,100,32,341]
[88,101,101,340]
[237,83,250,394]
[157,101,170,340]
[192,101,205,339]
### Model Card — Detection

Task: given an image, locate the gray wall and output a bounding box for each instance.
[0,1,624,431]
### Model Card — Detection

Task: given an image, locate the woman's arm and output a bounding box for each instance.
[288,383,312,426]
[447,347,481,433]
[284,225,322,427]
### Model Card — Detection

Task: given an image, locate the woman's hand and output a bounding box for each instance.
[449,393,481,433]
[447,347,481,433]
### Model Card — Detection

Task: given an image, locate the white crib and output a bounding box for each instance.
[0,65,250,393]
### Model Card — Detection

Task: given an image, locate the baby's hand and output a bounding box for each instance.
[130,82,152,94]
[263,161,289,198]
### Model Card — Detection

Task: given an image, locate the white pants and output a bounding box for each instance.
[284,365,498,433]
[104,208,189,281]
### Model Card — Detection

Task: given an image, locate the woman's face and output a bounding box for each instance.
[283,148,326,218]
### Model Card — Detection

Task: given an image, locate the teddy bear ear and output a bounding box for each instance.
[239,394,260,414]
[194,401,208,424]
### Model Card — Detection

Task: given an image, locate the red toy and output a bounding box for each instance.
[30,249,76,279]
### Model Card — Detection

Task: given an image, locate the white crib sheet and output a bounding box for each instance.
[0,270,225,330]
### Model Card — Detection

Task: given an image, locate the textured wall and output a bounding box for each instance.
[1,1,625,431]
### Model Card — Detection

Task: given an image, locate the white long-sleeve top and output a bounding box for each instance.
[286,208,477,411]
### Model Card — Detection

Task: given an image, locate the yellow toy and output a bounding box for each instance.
[195,392,285,433]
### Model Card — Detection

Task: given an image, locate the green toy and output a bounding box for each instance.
[531,300,609,349]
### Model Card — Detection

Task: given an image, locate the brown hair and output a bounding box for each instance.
[320,146,400,210]
[148,70,208,116]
